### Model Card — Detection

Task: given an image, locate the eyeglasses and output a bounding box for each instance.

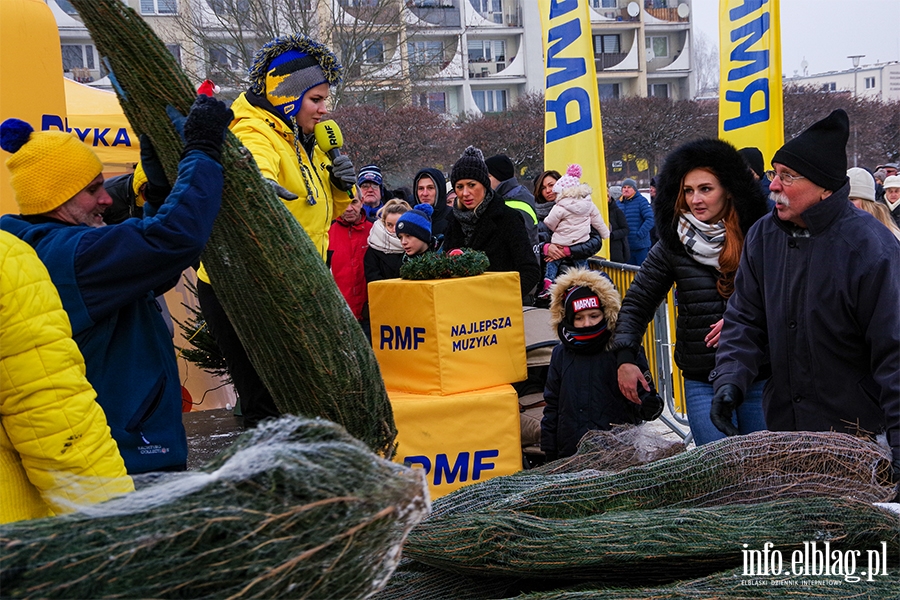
[765,170,806,186]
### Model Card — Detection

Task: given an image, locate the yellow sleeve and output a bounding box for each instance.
[0,233,133,515]
[230,119,283,182]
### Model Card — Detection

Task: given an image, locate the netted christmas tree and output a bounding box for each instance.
[67,0,396,457]
[0,417,428,599]
[173,278,230,383]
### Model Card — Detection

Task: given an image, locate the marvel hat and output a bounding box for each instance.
[563,285,602,326]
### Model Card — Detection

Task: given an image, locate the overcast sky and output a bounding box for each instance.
[690,0,900,77]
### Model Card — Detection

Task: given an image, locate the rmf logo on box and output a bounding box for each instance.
[403,450,499,486]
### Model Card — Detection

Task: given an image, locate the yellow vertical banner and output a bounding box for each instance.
[539,0,608,258]
[718,0,784,168]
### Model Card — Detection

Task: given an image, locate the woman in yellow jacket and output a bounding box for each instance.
[0,231,133,524]
[197,34,357,426]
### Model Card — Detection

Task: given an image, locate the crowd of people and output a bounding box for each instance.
[1,32,897,525]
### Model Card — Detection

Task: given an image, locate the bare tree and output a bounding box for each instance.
[329,103,454,187]
[692,31,719,97]
[454,91,545,181]
[170,0,448,107]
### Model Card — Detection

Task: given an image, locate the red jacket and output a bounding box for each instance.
[328,216,372,320]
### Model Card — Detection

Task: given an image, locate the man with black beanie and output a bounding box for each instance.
[485,154,539,264]
[710,109,900,487]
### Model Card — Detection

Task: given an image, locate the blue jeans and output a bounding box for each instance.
[682,378,767,445]
[628,246,649,266]
[544,257,588,281]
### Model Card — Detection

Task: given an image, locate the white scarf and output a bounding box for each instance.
[367,219,404,254]
[677,212,726,270]
[887,195,900,213]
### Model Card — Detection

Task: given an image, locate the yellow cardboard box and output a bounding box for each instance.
[390,385,522,499]
[369,272,527,395]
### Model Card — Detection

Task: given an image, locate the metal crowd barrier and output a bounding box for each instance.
[590,258,692,443]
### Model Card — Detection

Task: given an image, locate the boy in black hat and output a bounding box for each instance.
[712,109,900,486]
[541,268,662,460]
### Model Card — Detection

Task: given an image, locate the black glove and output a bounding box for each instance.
[710,383,743,437]
[138,134,170,208]
[266,178,299,201]
[637,369,664,421]
[328,154,356,191]
[542,450,558,463]
[167,95,233,163]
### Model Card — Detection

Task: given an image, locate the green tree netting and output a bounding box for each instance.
[66,0,396,457]
[516,567,900,599]
[371,559,518,600]
[404,498,897,584]
[528,425,686,476]
[430,431,895,519]
[0,417,428,599]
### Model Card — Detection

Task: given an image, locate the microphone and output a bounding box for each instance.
[314,119,343,161]
[314,120,353,198]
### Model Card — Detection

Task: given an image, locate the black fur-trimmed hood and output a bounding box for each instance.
[654,138,768,251]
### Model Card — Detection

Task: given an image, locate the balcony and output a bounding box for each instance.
[594,53,627,71]
[593,8,640,22]
[645,7,689,22]
[407,0,462,27]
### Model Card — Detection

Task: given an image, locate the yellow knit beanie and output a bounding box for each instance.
[1,119,103,215]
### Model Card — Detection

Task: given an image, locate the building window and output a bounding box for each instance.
[864,76,875,89]
[472,89,507,113]
[822,82,836,92]
[55,0,78,13]
[412,0,455,6]
[339,0,380,6]
[360,39,385,64]
[417,92,447,113]
[408,41,444,65]
[467,40,505,63]
[645,36,668,59]
[592,0,618,8]
[166,44,182,66]
[473,0,503,23]
[598,83,620,99]
[61,44,96,71]
[209,46,242,71]
[141,0,177,14]
[594,34,620,55]
[648,83,669,98]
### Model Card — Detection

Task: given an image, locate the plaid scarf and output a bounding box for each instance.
[677,212,726,270]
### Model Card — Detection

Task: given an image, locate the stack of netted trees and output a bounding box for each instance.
[374,430,898,599]
[66,0,396,457]
[0,418,428,599]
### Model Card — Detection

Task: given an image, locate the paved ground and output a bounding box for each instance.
[183,408,244,470]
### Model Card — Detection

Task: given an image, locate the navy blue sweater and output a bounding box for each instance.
[1,150,223,473]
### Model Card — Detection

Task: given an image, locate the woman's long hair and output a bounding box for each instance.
[856,198,900,241]
[533,170,562,203]
[673,167,744,299]
[376,199,411,223]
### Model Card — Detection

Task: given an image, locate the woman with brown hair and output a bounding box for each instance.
[533,169,562,222]
[611,138,770,445]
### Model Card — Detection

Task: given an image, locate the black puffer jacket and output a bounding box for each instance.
[611,138,768,381]
[445,190,541,299]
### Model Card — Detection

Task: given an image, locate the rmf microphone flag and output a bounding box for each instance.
[717,0,784,169]
[314,119,353,198]
[539,0,609,258]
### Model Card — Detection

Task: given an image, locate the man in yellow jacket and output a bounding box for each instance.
[0,231,133,524]
[196,34,356,427]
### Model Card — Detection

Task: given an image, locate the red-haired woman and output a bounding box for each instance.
[611,139,770,445]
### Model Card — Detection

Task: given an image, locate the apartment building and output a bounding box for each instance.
[784,61,900,102]
[48,0,695,114]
